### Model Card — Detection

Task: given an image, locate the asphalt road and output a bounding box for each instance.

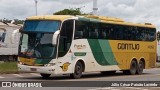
[0,68,160,90]
[0,68,160,81]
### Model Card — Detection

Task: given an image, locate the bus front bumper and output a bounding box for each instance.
[18,64,56,74]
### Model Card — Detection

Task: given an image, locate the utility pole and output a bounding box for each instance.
[93,0,98,15]
[34,0,38,16]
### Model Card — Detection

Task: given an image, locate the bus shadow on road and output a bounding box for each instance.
[20,72,152,80]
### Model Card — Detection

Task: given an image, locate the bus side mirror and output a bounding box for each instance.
[11,29,20,44]
[52,30,60,45]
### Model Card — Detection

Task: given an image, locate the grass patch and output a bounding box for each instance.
[0,62,18,74]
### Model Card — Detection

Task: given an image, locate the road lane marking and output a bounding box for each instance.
[151,87,160,89]
[100,87,118,90]
[104,73,160,80]
[75,74,160,81]
[126,87,149,90]
[144,68,160,71]
[0,76,4,78]
[101,87,115,89]
[12,74,24,77]
[30,73,40,76]
[87,87,120,90]
[55,73,160,81]
[88,87,150,90]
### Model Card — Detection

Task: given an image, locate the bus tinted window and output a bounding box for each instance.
[75,21,88,39]
[75,21,100,39]
[74,21,156,41]
[146,28,156,41]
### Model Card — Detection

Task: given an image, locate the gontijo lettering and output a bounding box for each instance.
[118,43,140,50]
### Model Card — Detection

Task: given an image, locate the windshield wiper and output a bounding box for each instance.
[24,40,40,58]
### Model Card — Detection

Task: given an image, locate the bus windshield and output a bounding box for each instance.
[23,20,60,33]
[18,20,60,59]
[19,33,56,59]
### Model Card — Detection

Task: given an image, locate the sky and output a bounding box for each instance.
[0,0,160,30]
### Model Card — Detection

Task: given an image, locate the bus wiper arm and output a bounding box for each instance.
[24,40,40,57]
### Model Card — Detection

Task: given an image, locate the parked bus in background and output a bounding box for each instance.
[17,15,157,79]
[0,22,21,62]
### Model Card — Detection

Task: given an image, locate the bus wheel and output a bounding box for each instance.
[70,62,83,79]
[123,60,137,75]
[40,73,51,79]
[136,60,144,74]
[101,71,116,75]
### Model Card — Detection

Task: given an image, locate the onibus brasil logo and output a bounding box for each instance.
[1,82,42,87]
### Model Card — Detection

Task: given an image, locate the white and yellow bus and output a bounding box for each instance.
[17,15,157,79]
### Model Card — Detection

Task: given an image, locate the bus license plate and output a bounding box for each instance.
[30,68,37,71]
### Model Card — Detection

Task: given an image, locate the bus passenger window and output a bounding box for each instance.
[102,31,106,39]
[75,31,83,39]
[75,21,89,39]
[89,31,98,39]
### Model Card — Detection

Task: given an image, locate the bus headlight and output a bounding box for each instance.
[18,58,22,64]
[44,63,56,66]
[18,61,25,65]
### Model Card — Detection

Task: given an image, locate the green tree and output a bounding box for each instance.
[54,8,84,15]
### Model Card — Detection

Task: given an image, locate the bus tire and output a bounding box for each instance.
[70,61,83,79]
[40,73,51,79]
[136,60,144,74]
[123,60,137,75]
[101,71,116,75]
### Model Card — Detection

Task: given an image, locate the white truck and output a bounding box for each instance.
[0,22,21,61]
